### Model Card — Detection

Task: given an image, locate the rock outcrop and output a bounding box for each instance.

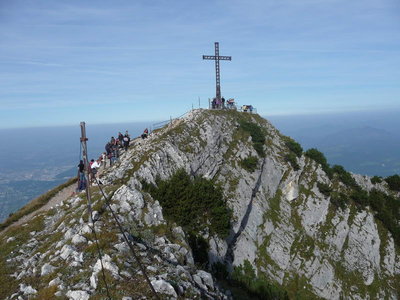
[0,109,399,299]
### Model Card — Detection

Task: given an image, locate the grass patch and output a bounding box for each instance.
[231,259,289,299]
[0,215,46,298]
[240,156,259,172]
[264,190,282,226]
[238,120,266,157]
[32,285,58,300]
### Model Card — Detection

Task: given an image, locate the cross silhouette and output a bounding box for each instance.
[203,42,232,103]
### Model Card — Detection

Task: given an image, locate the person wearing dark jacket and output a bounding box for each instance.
[123,134,130,151]
[77,160,86,191]
[118,132,124,148]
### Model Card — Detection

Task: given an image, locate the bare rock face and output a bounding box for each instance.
[109,109,399,299]
[0,109,399,299]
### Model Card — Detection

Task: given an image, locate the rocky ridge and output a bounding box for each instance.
[0,109,399,299]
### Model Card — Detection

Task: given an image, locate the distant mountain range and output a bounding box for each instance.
[268,109,400,176]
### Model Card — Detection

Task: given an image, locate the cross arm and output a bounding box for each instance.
[203,55,232,61]
[203,55,216,60]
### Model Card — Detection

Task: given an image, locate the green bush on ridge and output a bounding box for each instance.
[368,189,400,245]
[280,136,303,171]
[239,120,266,157]
[304,148,332,177]
[385,175,400,192]
[142,169,231,238]
[317,182,332,197]
[304,147,400,246]
[371,176,383,184]
[283,136,303,157]
[330,192,349,209]
[285,152,300,171]
[331,165,358,188]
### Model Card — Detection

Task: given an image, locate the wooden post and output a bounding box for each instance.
[80,122,94,223]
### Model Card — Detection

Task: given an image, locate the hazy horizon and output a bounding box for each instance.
[1,0,399,128]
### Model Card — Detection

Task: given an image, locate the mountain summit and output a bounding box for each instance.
[1,109,399,299]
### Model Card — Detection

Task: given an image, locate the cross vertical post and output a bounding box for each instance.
[215,42,220,100]
[203,42,231,108]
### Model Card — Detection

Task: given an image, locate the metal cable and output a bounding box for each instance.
[93,176,160,300]
[79,128,112,299]
[87,209,113,300]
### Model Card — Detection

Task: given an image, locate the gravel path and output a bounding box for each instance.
[0,139,139,236]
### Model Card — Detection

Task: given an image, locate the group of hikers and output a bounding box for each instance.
[210,97,248,111]
[211,97,230,109]
[105,130,131,166]
[77,128,149,192]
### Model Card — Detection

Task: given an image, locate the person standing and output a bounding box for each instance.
[77,160,86,191]
[109,143,118,164]
[141,128,148,139]
[101,152,107,167]
[118,132,124,148]
[90,159,100,184]
[123,132,130,151]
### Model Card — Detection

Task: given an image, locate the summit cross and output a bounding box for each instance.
[202,42,231,102]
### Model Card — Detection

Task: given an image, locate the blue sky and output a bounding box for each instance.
[0,0,399,128]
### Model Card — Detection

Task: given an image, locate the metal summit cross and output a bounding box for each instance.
[203,42,231,102]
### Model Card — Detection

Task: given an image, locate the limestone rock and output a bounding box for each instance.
[41,263,56,276]
[19,284,37,295]
[66,290,90,300]
[151,279,178,298]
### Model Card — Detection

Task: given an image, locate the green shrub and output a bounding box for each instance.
[283,136,303,157]
[285,153,300,171]
[231,260,289,300]
[330,192,349,209]
[240,156,258,172]
[350,188,369,207]
[239,120,266,157]
[142,169,231,237]
[331,165,358,188]
[369,189,400,245]
[317,182,331,197]
[304,148,332,177]
[371,176,383,184]
[212,262,229,280]
[385,175,400,192]
[188,233,209,266]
